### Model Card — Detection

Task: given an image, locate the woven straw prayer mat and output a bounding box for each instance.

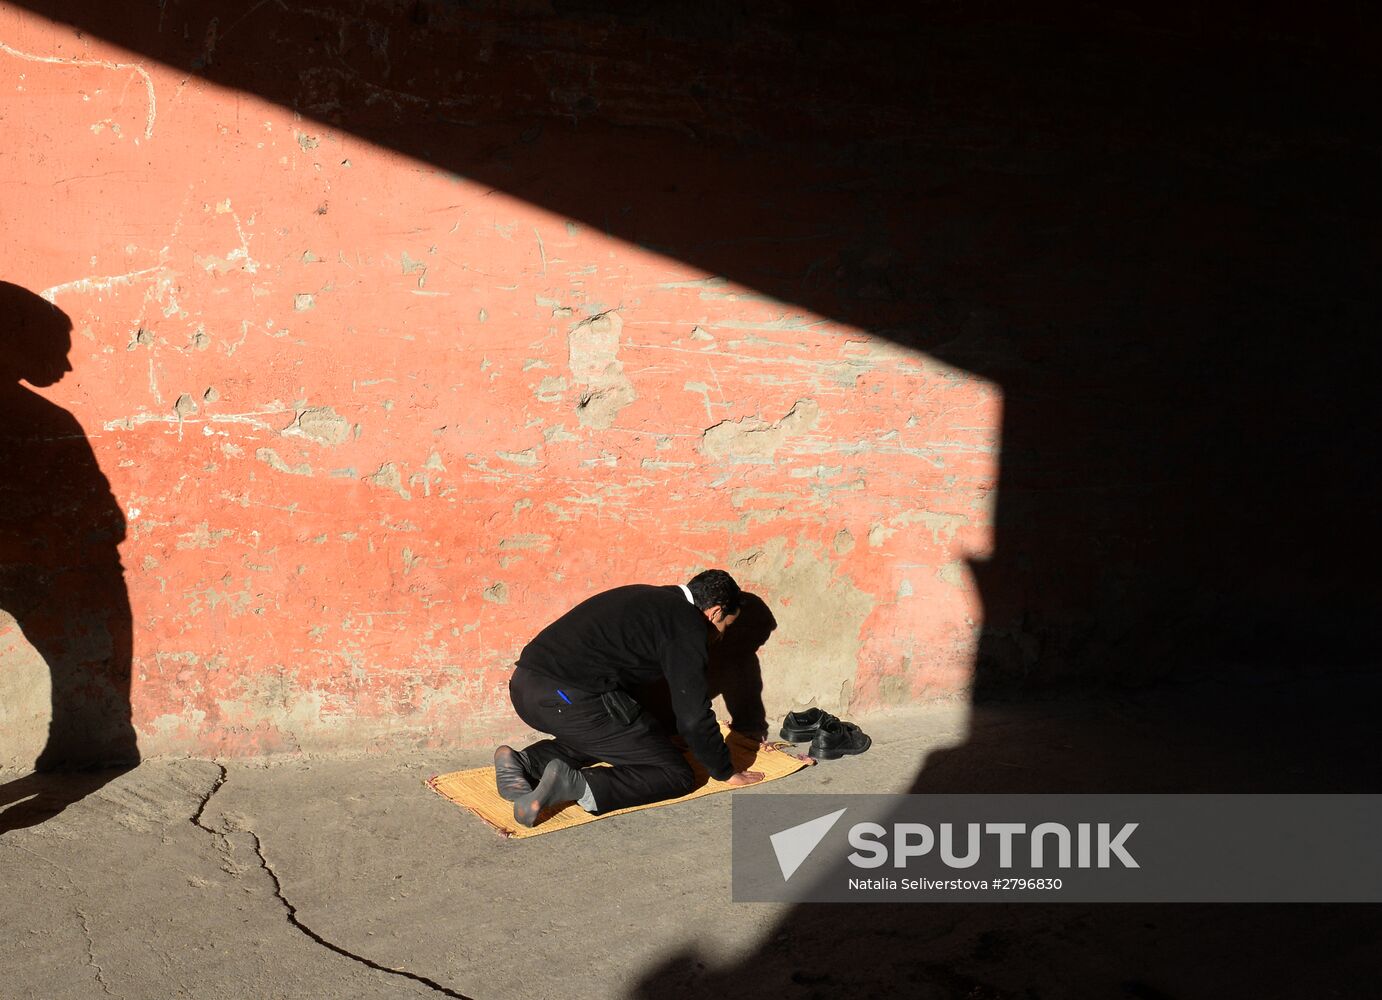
[426,725,815,838]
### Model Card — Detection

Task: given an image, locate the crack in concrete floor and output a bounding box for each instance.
[75,905,116,997]
[191,761,475,1000]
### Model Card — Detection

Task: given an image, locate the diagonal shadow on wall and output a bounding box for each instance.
[6,0,1380,988]
[8,1,1375,696]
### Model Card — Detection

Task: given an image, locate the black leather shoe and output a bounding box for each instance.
[809,718,872,760]
[779,707,838,742]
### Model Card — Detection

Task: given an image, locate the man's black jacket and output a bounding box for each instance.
[515,584,733,780]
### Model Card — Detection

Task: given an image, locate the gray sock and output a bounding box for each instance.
[514,759,596,827]
[577,781,598,812]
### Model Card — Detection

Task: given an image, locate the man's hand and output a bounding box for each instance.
[725,770,765,786]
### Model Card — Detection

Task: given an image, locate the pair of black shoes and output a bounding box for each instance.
[779,708,871,760]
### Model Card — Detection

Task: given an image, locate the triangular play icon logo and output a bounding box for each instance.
[769,807,847,881]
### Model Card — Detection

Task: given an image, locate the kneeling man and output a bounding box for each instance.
[495,569,764,826]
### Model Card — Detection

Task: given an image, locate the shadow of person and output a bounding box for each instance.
[0,281,138,835]
[707,592,775,742]
[636,592,775,743]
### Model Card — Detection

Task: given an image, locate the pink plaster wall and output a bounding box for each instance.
[1,7,997,763]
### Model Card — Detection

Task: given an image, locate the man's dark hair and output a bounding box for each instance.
[687,569,741,614]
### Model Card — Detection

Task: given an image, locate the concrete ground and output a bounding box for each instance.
[3,681,1380,1000]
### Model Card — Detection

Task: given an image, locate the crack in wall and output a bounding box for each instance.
[188,761,473,999]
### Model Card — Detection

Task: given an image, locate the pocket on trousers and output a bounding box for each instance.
[600,689,643,727]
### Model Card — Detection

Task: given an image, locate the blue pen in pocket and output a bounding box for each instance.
[556,689,572,705]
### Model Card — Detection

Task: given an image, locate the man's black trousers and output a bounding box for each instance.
[509,665,696,812]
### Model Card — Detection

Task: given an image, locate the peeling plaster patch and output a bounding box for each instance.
[195,249,249,275]
[283,406,351,446]
[568,311,635,429]
[822,358,872,387]
[41,265,163,304]
[483,582,508,604]
[684,380,715,420]
[147,710,207,741]
[294,293,315,311]
[937,561,967,588]
[657,276,730,292]
[424,451,446,471]
[401,250,427,288]
[872,509,971,548]
[498,534,550,551]
[256,448,311,477]
[408,471,432,497]
[174,394,198,419]
[712,314,823,333]
[204,387,219,403]
[536,376,567,402]
[496,449,538,467]
[725,487,788,507]
[185,580,254,618]
[296,131,320,151]
[731,537,872,715]
[365,462,410,499]
[213,677,326,750]
[177,522,233,550]
[127,327,154,351]
[912,510,969,547]
[580,451,618,469]
[701,399,820,463]
[789,464,843,479]
[834,529,855,554]
[867,524,885,547]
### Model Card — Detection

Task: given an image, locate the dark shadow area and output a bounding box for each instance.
[637,673,1382,998]
[0,769,132,834]
[9,0,1381,990]
[15,5,1376,689]
[639,591,775,741]
[1,282,137,835]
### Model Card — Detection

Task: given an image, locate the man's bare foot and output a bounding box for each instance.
[725,770,766,786]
